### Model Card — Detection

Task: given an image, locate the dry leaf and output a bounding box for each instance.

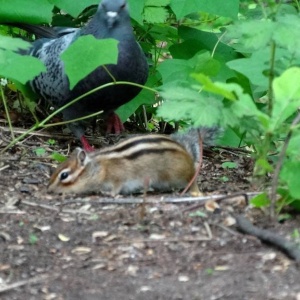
[34,225,51,232]
[205,200,220,212]
[126,265,139,276]
[215,265,230,271]
[92,231,109,243]
[149,234,165,240]
[71,247,92,254]
[178,275,189,282]
[223,216,236,227]
[58,234,70,242]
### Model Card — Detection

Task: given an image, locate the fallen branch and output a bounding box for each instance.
[58,192,260,206]
[0,273,59,294]
[235,215,300,262]
[21,200,92,215]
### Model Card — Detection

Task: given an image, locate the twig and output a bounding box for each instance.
[142,105,148,131]
[57,192,260,205]
[139,177,150,221]
[99,236,212,245]
[0,85,15,140]
[0,273,59,293]
[213,223,239,236]
[0,165,9,172]
[203,221,213,239]
[235,215,300,261]
[269,112,300,219]
[21,200,92,215]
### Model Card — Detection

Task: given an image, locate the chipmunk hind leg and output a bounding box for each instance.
[188,180,203,197]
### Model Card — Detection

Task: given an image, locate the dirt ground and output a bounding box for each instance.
[1,128,300,300]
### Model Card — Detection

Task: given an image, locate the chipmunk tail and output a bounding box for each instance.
[171,127,221,162]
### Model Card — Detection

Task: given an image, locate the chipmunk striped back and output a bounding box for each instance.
[88,135,191,161]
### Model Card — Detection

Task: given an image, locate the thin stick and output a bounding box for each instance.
[57,192,260,205]
[0,85,15,140]
[269,112,300,219]
[21,200,92,215]
[0,165,9,172]
[139,177,150,221]
[0,273,59,293]
[99,236,212,245]
[142,105,148,131]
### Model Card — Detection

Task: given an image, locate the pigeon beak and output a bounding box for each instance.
[106,11,119,28]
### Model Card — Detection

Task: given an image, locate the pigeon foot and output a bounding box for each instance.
[106,112,125,134]
[80,136,94,152]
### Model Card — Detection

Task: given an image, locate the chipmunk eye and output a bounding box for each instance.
[59,171,69,181]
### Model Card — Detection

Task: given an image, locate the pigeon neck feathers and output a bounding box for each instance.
[82,0,133,40]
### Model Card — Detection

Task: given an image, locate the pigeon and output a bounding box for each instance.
[19,0,149,151]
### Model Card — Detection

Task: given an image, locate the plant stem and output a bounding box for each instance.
[268,40,276,115]
[0,85,15,140]
[269,112,300,219]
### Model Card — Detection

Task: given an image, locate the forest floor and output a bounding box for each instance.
[1,125,300,300]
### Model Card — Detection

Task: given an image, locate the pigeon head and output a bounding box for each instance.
[99,0,129,29]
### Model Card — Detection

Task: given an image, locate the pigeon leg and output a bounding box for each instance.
[80,136,94,152]
[106,112,125,134]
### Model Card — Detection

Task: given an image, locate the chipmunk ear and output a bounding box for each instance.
[76,148,90,166]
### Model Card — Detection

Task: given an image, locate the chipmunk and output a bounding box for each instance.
[48,128,217,196]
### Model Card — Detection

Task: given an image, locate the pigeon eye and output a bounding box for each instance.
[59,171,69,181]
[121,3,126,9]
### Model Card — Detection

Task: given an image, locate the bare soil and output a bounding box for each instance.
[1,129,300,300]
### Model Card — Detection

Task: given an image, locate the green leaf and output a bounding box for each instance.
[250,193,270,208]
[60,36,119,89]
[192,74,236,100]
[274,15,300,57]
[273,67,300,101]
[128,0,146,24]
[189,210,207,218]
[116,88,155,122]
[35,148,46,157]
[227,20,275,51]
[51,152,67,163]
[143,6,168,23]
[146,0,170,5]
[271,67,300,131]
[191,53,221,77]
[281,161,300,199]
[287,129,300,159]
[175,26,238,62]
[170,0,239,20]
[157,84,222,127]
[158,59,194,84]
[0,49,46,84]
[50,0,98,18]
[0,36,31,52]
[0,0,53,23]
[226,49,270,88]
[221,162,237,169]
[29,233,39,245]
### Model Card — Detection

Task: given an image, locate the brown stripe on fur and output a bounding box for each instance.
[97,135,185,155]
[120,147,185,160]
